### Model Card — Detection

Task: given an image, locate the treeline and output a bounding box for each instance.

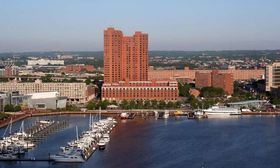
[86,100,182,110]
[4,104,21,112]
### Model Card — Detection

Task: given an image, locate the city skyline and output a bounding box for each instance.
[1,0,280,52]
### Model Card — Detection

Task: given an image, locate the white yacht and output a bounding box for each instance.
[120,112,129,119]
[97,141,106,150]
[163,110,169,119]
[203,106,241,117]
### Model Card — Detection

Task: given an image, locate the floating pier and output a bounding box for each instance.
[25,121,68,143]
[127,113,136,119]
[0,120,69,161]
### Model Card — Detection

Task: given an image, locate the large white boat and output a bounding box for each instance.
[203,106,241,117]
[163,110,169,119]
[120,112,129,119]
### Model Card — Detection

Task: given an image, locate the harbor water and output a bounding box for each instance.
[0,115,280,168]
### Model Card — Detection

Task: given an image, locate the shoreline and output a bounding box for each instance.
[0,110,280,128]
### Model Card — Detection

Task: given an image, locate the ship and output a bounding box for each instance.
[203,106,241,117]
[120,112,129,119]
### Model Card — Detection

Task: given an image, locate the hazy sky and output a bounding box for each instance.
[1,0,280,52]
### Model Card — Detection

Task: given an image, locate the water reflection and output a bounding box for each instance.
[0,116,279,168]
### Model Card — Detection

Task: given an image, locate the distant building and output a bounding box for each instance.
[149,66,264,81]
[195,70,234,95]
[211,71,234,95]
[265,62,280,91]
[27,59,64,66]
[195,72,212,88]
[0,91,28,112]
[57,54,74,60]
[0,79,95,103]
[102,80,178,102]
[26,92,67,109]
[65,64,95,73]
[0,62,19,77]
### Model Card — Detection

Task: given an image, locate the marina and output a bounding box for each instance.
[0,114,279,168]
[50,116,117,163]
[0,119,68,160]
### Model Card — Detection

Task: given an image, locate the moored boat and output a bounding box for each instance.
[203,106,241,117]
[120,112,129,119]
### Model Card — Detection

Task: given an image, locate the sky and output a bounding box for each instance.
[0,0,280,52]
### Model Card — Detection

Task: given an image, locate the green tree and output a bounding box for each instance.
[41,74,53,82]
[158,100,166,109]
[0,112,9,120]
[144,100,151,109]
[128,100,136,109]
[200,87,225,98]
[86,101,96,110]
[85,78,92,85]
[96,100,109,109]
[4,104,14,112]
[69,77,78,83]
[14,105,21,112]
[151,100,158,108]
[178,83,191,97]
[120,100,129,109]
[66,103,79,111]
[111,100,118,105]
[166,101,175,109]
[135,99,144,109]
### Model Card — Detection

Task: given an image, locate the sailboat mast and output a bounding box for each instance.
[76,126,78,141]
[9,118,12,134]
[89,114,92,130]
[22,120,24,133]
[99,107,101,121]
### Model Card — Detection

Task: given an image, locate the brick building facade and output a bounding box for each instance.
[102,28,178,102]
[195,70,234,95]
[65,64,95,73]
[149,66,264,81]
[102,81,178,102]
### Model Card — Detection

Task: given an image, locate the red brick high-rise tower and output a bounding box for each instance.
[103,27,178,102]
[104,27,148,83]
[104,28,123,83]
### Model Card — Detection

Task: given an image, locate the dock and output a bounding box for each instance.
[25,121,68,143]
[0,158,53,162]
[127,113,136,119]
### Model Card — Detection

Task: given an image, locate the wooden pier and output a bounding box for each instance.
[127,113,136,119]
[25,121,69,143]
[0,158,53,162]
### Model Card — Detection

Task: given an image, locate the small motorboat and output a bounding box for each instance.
[120,113,129,119]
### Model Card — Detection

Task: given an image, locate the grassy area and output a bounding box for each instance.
[0,112,10,120]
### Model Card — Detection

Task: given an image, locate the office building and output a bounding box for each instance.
[149,66,264,81]
[27,59,64,66]
[266,62,280,91]
[195,70,234,95]
[0,79,95,103]
[65,64,95,73]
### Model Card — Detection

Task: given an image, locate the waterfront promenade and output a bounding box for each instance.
[1,109,280,128]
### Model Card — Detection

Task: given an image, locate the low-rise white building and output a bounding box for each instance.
[26,92,67,109]
[27,59,64,66]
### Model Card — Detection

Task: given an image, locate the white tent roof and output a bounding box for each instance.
[27,92,59,99]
